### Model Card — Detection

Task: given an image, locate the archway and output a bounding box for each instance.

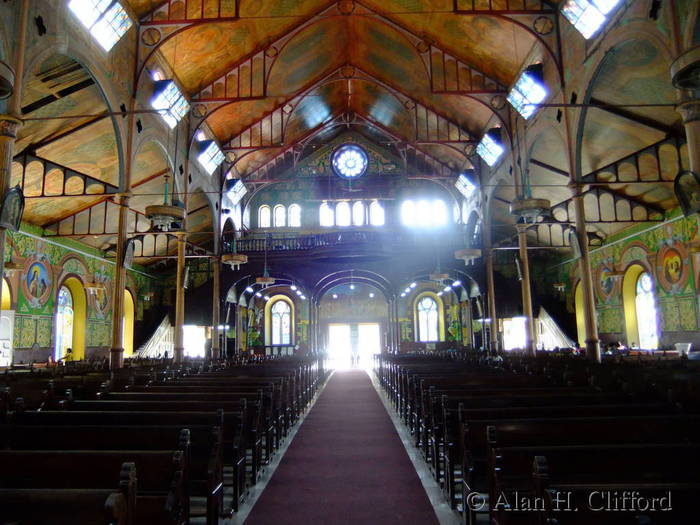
[123,289,135,357]
[413,291,445,343]
[54,277,86,361]
[264,294,295,348]
[574,281,585,347]
[0,278,13,366]
[622,264,659,349]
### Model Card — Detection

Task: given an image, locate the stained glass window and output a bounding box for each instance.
[331,145,369,179]
[151,80,190,129]
[197,141,225,175]
[69,0,132,52]
[507,68,548,119]
[54,286,74,361]
[271,300,291,345]
[417,296,439,342]
[635,273,658,350]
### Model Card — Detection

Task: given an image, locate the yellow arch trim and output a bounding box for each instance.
[61,277,86,360]
[574,282,585,347]
[622,264,645,347]
[1,277,10,310]
[123,289,135,357]
[265,294,295,345]
[413,291,445,342]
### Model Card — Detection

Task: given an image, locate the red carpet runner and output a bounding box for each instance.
[245,370,440,525]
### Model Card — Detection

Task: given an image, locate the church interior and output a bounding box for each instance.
[1,0,700,523]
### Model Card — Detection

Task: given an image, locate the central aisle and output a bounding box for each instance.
[244,370,440,525]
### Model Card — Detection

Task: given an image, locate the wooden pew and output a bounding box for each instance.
[0,424,222,524]
[0,450,187,524]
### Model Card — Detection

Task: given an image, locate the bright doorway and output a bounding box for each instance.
[328,324,352,369]
[358,323,381,367]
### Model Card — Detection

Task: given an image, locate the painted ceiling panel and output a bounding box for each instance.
[361,2,535,85]
[35,118,120,186]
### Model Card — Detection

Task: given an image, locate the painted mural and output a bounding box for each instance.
[559,212,700,345]
[4,224,160,361]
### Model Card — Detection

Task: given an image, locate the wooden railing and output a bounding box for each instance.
[222,230,465,254]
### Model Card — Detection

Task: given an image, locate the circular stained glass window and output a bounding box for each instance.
[331,144,369,179]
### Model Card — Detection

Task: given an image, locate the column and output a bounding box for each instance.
[0,0,29,293]
[173,232,186,363]
[571,186,601,362]
[110,96,136,369]
[0,116,21,280]
[517,225,537,356]
[211,257,221,360]
[677,98,700,173]
[484,248,498,354]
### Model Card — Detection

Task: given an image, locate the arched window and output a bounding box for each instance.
[370,201,385,226]
[320,202,334,227]
[271,300,291,345]
[432,200,448,226]
[352,201,365,226]
[258,205,271,228]
[288,204,301,227]
[417,296,439,342]
[417,200,431,224]
[401,200,416,226]
[55,286,74,361]
[635,273,659,349]
[336,202,351,226]
[462,201,469,224]
[574,282,585,348]
[273,205,286,227]
[122,290,135,357]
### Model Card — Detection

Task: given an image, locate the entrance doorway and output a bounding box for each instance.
[327,323,381,369]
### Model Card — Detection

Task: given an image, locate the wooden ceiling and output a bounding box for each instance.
[12,0,685,261]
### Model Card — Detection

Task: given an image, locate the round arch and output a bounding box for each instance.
[622,263,659,349]
[55,276,87,361]
[123,289,135,357]
[574,280,585,347]
[264,294,295,347]
[1,277,12,310]
[413,291,445,342]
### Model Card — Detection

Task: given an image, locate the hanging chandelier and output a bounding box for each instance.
[455,248,481,266]
[256,234,275,287]
[222,231,248,270]
[145,173,184,232]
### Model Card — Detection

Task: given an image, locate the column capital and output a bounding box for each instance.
[676,98,700,124]
[515,223,529,234]
[0,115,22,138]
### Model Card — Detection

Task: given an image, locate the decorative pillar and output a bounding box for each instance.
[484,249,498,353]
[516,225,536,355]
[677,98,700,173]
[110,96,136,369]
[173,232,186,363]
[571,185,600,361]
[211,257,221,360]
[0,0,29,293]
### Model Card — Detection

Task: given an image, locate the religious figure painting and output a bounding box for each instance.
[21,255,53,309]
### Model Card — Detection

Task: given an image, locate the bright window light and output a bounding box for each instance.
[288,204,302,227]
[476,130,504,167]
[503,317,527,351]
[369,201,385,226]
[197,141,225,175]
[507,65,548,119]
[431,200,448,226]
[401,200,416,226]
[352,201,365,226]
[455,174,476,199]
[151,80,190,129]
[562,0,621,39]
[70,1,133,52]
[183,325,206,357]
[320,202,334,227]
[227,180,247,206]
[273,205,286,227]
[336,202,351,227]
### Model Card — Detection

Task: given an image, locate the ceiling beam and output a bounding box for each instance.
[588,97,681,137]
[529,158,569,178]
